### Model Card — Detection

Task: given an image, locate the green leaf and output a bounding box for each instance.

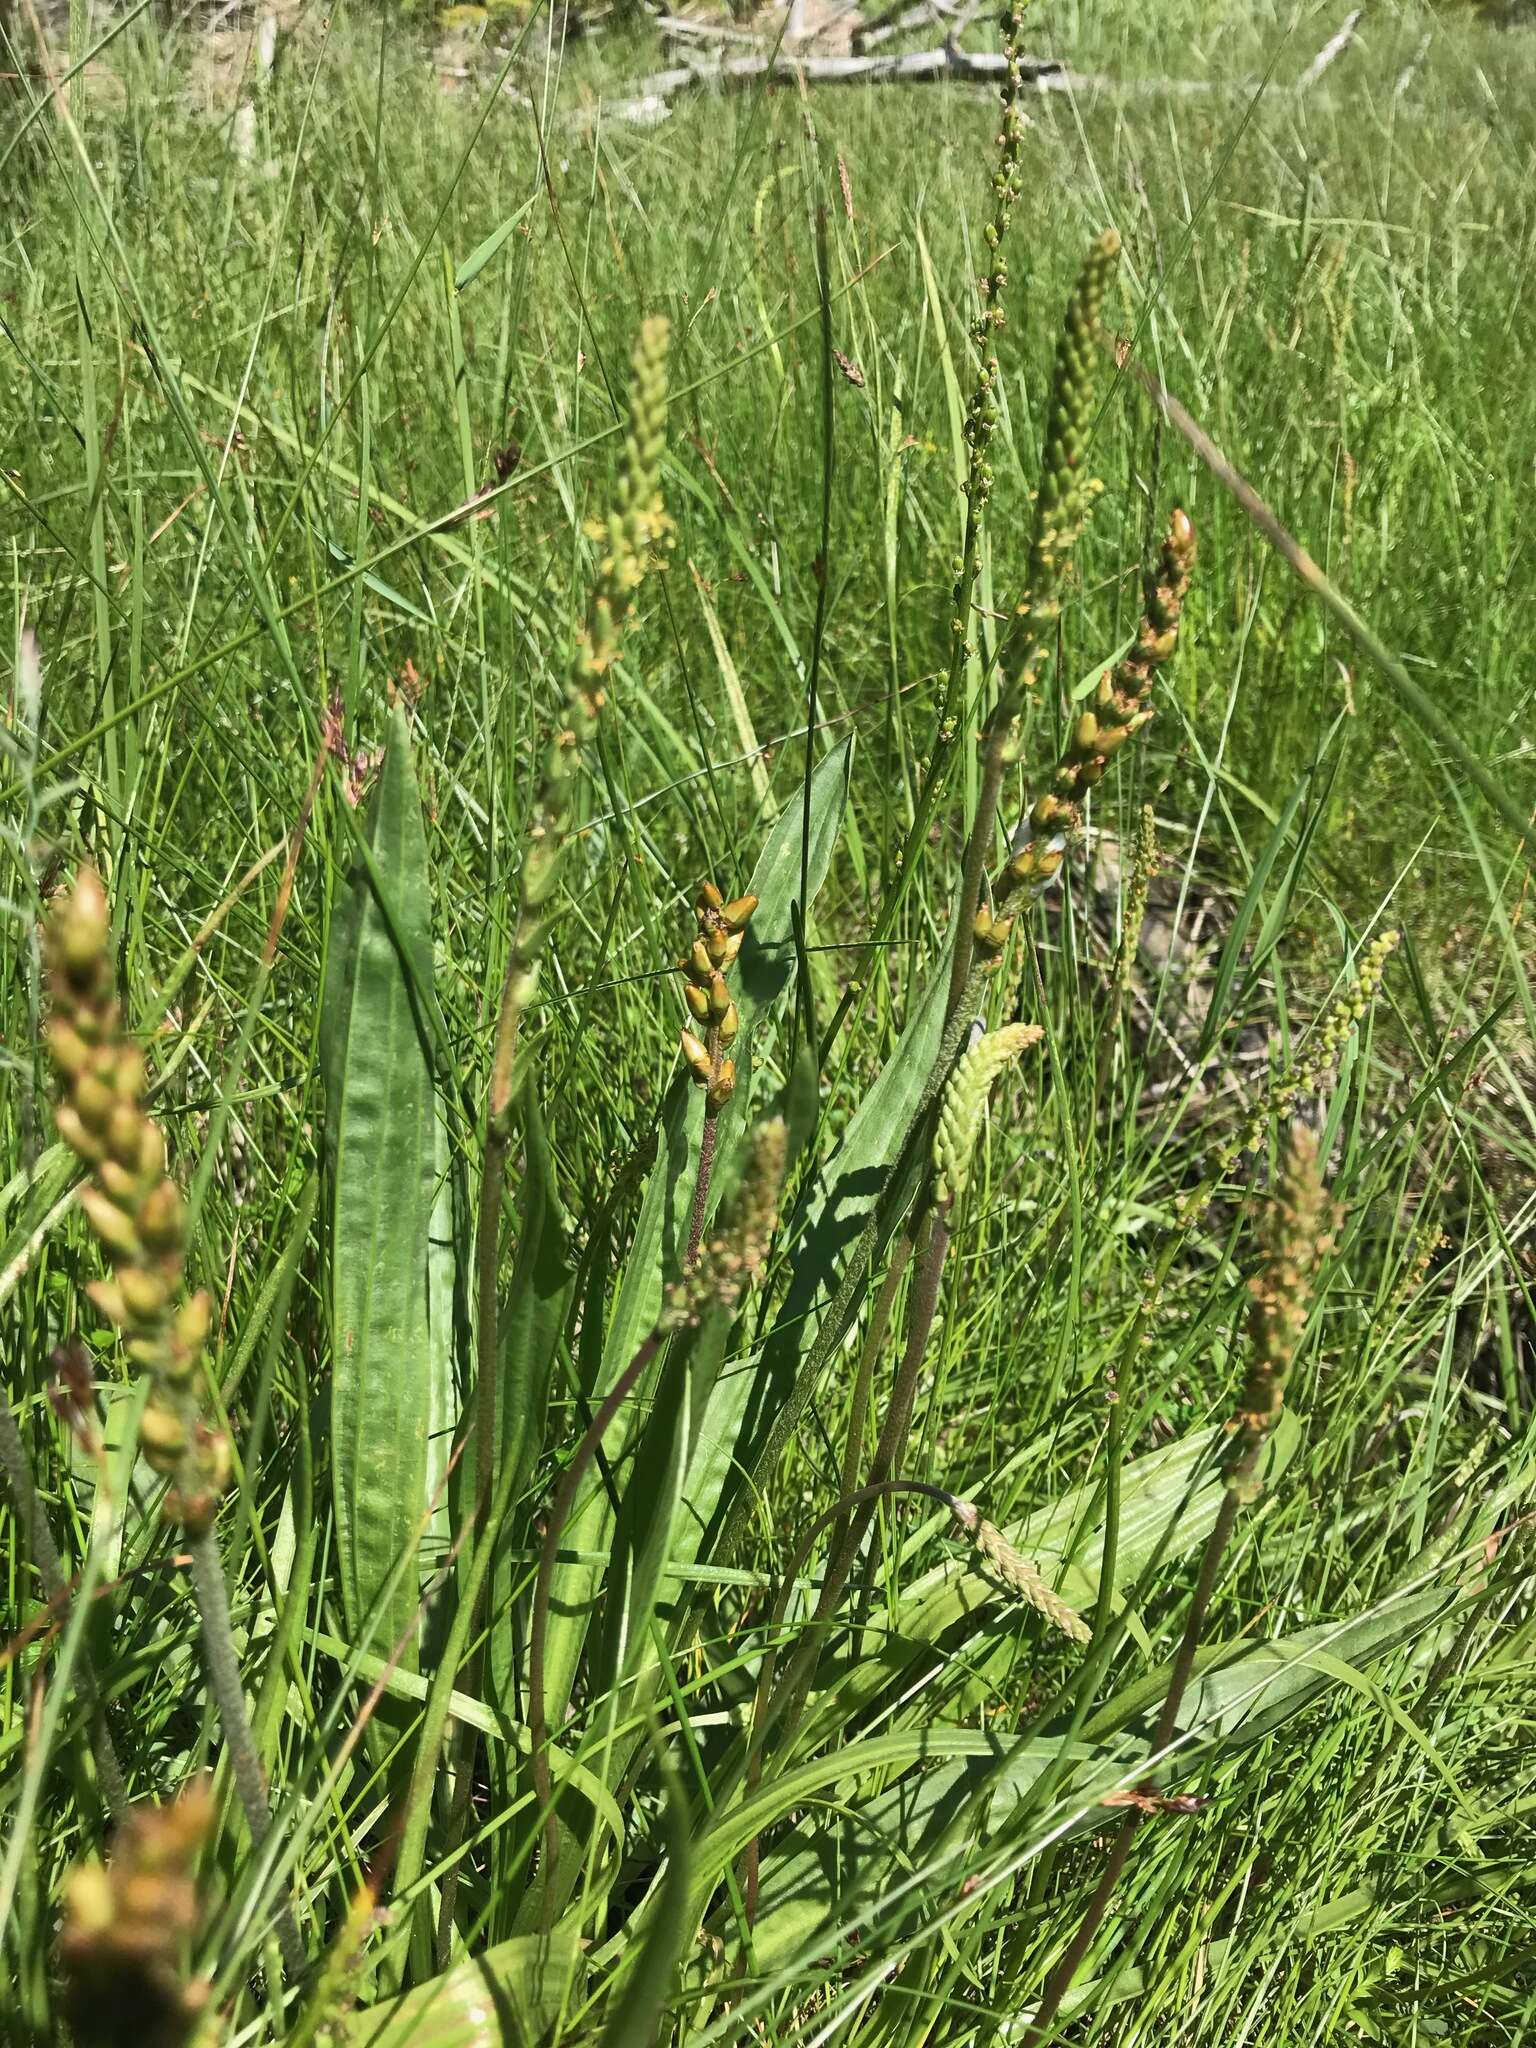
[598,1743,694,2048]
[706,963,951,1556]
[322,704,441,1671]
[538,735,853,1734]
[453,198,538,293]
[341,1928,580,2048]
[487,1087,576,1720]
[812,1418,1301,1733]
[718,1582,1456,1980]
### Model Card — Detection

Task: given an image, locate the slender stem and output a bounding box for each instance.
[187,1525,305,1979]
[528,1327,664,1928]
[0,1395,126,1814]
[686,1098,721,1271]
[434,995,520,1961]
[739,1478,959,1928]
[945,725,1011,1019]
[758,1201,952,1751]
[1026,1487,1241,2042]
[715,962,988,1569]
[834,1230,913,1561]
[1118,347,1536,860]
[820,1207,951,1619]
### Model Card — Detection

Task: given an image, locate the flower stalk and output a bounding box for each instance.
[1027,1124,1332,2040]
[45,869,302,1976]
[678,880,756,1268]
[947,227,1123,1018]
[445,314,674,1959]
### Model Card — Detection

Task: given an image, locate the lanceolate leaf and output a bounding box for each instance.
[322,705,441,1671]
[810,1417,1302,1736]
[341,1928,580,2048]
[538,737,853,1736]
[487,1086,576,1721]
[699,961,951,1556]
[597,1744,693,2048]
[700,1582,1459,1977]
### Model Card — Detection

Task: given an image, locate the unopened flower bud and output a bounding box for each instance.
[680,1028,713,1084]
[120,1267,170,1322]
[79,1188,141,1261]
[138,1181,185,1254]
[138,1399,188,1471]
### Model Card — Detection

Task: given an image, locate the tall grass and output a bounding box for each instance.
[3,1,1535,2042]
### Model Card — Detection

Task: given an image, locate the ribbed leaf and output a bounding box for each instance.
[487,1087,575,1720]
[539,736,853,1736]
[341,1928,580,2048]
[712,1584,1457,1975]
[323,705,441,1669]
[702,962,951,1556]
[597,1745,693,2048]
[811,1417,1301,1735]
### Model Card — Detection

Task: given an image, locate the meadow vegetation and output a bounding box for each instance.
[3,0,1535,2041]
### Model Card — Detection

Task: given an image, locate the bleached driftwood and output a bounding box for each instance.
[587,2,1375,129]
[599,40,1077,121]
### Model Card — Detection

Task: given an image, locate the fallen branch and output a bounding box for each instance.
[655,11,765,43]
[596,40,1077,120]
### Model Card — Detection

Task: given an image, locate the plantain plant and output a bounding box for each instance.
[7,10,1530,2047]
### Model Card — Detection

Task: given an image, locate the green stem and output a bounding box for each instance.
[945,720,1012,1020]
[1120,348,1536,860]
[758,1200,951,1751]
[187,1525,305,1979]
[834,1229,914,1572]
[0,1394,126,1815]
[739,1478,959,1927]
[433,1105,512,1965]
[528,1326,665,1929]
[1026,1486,1241,2042]
[716,964,987,1568]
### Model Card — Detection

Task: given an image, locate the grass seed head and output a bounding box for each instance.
[933,1023,1044,1205]
[951,1501,1091,1644]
